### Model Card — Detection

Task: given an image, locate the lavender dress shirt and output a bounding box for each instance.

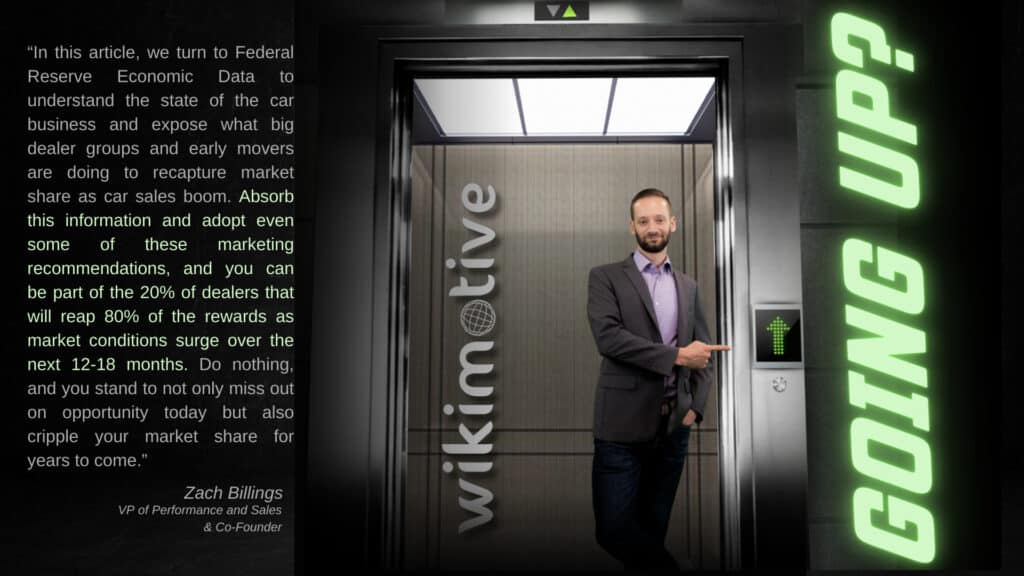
[632,250,679,399]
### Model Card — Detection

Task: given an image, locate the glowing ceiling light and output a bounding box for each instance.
[414,78,523,136]
[517,77,612,135]
[607,77,715,135]
[414,76,716,138]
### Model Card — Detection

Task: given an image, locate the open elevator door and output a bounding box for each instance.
[306,10,814,570]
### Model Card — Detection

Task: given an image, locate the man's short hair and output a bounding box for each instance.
[630,188,672,219]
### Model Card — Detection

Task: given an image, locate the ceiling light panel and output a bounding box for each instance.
[517,78,612,135]
[607,77,715,135]
[415,78,523,136]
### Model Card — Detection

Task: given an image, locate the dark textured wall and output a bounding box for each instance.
[305,1,1018,573]
[2,0,1016,574]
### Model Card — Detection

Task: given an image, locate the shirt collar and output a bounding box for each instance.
[633,250,672,274]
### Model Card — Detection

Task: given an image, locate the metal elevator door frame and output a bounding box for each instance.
[370,31,754,571]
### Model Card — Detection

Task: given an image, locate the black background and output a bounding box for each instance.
[6,2,295,574]
[2,0,1020,574]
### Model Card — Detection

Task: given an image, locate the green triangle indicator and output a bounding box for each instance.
[563,4,577,18]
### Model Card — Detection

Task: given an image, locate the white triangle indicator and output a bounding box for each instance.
[547,4,559,17]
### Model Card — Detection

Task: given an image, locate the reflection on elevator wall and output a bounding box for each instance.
[406,144,718,571]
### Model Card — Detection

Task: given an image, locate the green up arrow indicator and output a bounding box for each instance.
[766,316,792,356]
[563,4,577,18]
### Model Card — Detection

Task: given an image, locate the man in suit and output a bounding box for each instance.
[587,188,730,571]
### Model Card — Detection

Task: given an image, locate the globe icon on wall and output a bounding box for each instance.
[460,299,496,337]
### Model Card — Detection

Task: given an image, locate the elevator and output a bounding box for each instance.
[370,38,805,568]
[310,15,808,571]
[397,66,727,573]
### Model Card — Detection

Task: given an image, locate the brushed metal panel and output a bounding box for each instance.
[694,143,721,437]
[429,145,447,434]
[698,428,720,457]
[410,145,434,431]
[667,454,720,570]
[426,429,721,455]
[436,429,575,454]
[408,146,443,572]
[682,144,697,275]
[404,454,430,570]
[694,144,715,290]
[407,430,430,454]
[572,144,639,431]
[503,145,576,428]
[699,452,722,569]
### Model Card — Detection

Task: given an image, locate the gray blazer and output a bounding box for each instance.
[587,255,713,442]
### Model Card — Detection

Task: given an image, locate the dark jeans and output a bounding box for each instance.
[592,415,692,572]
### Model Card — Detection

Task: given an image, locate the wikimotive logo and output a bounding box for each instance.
[460,299,496,337]
[442,182,499,535]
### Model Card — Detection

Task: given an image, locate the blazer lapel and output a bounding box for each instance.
[622,256,660,338]
[675,269,691,345]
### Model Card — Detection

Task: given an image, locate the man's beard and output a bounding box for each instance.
[636,230,670,253]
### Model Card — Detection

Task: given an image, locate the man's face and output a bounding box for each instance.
[630,196,677,253]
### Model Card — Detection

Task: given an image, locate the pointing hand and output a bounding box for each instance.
[675,341,731,369]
